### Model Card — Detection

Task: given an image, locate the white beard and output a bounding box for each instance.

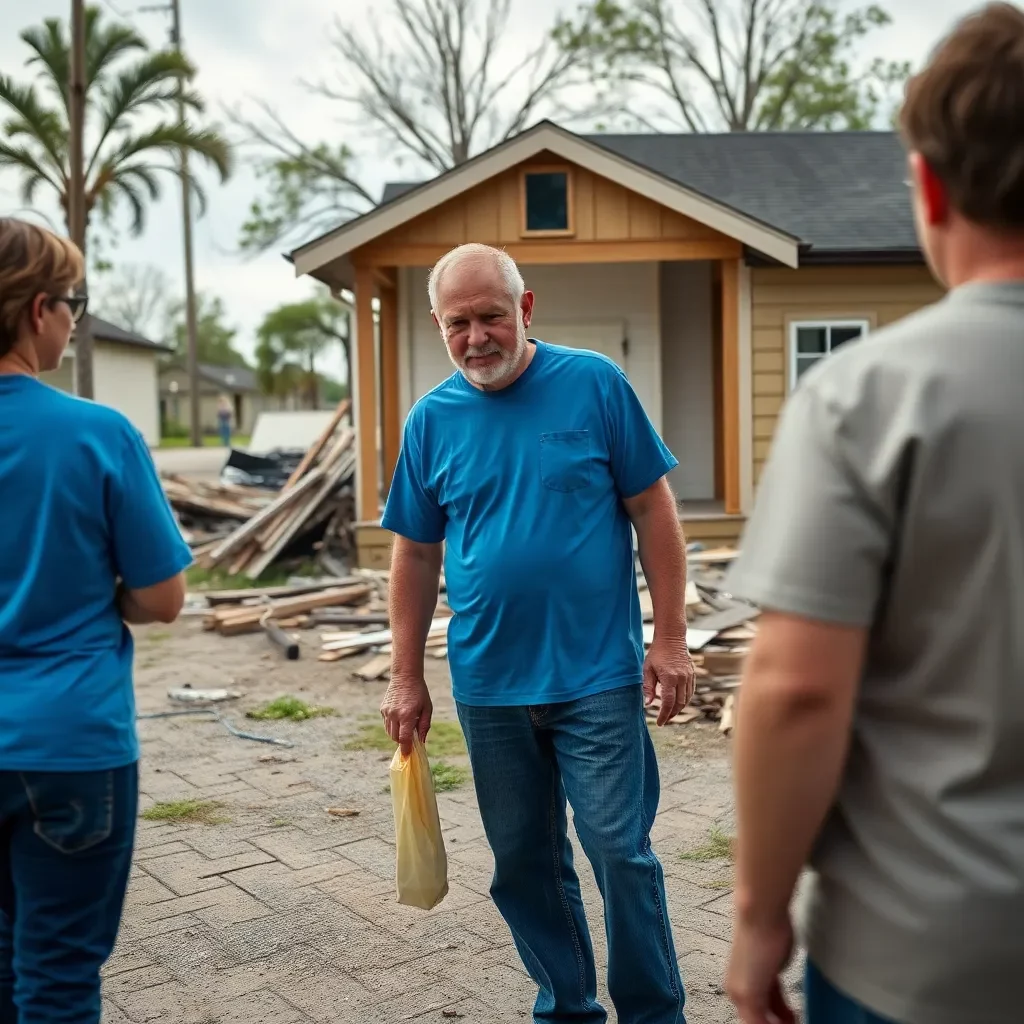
[447,315,528,388]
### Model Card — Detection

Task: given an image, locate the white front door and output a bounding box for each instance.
[532,321,627,371]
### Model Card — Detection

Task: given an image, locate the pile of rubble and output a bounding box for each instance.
[641,545,755,733]
[185,543,752,733]
[164,400,356,578]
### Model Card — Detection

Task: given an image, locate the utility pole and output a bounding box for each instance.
[142,0,201,446]
[171,0,202,447]
[69,0,94,398]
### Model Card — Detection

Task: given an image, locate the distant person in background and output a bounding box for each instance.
[724,5,1024,1024]
[216,394,233,447]
[0,217,193,1021]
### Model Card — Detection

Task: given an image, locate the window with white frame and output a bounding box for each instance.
[789,319,870,386]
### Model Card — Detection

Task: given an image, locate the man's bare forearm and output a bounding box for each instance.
[389,538,443,681]
[628,480,687,639]
[734,617,863,926]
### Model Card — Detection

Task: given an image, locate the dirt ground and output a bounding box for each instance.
[101,616,799,1024]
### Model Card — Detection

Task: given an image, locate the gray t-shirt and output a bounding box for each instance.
[727,281,1024,1024]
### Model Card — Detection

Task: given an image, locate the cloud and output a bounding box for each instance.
[0,0,984,361]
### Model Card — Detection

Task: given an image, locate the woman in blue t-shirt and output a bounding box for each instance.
[0,218,193,1020]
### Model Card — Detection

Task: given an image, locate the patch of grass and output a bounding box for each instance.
[680,826,734,863]
[247,696,335,722]
[431,761,470,792]
[382,761,471,795]
[343,720,467,755]
[701,877,734,890]
[425,721,468,757]
[185,561,319,591]
[270,817,292,828]
[141,800,228,825]
[145,630,171,643]
[159,434,251,449]
[344,724,394,752]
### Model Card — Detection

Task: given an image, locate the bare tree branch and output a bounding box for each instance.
[561,0,908,133]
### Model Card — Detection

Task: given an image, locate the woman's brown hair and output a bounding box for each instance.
[0,218,84,359]
[900,2,1024,229]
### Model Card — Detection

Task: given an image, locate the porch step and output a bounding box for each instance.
[680,515,745,546]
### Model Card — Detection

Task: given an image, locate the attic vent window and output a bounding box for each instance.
[521,168,573,236]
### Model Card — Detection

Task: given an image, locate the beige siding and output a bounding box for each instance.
[94,343,162,445]
[750,265,945,484]
[44,343,162,445]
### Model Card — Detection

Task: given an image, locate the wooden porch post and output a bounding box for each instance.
[378,272,401,492]
[353,266,380,522]
[721,258,741,515]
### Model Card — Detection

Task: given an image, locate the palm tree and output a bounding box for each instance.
[0,6,232,252]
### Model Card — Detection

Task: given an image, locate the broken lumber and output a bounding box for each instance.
[206,584,372,636]
[206,466,327,563]
[282,398,351,491]
[354,654,391,681]
[321,616,449,654]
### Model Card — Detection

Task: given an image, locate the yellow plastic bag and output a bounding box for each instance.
[390,734,449,910]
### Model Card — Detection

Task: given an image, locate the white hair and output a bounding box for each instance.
[427,243,525,314]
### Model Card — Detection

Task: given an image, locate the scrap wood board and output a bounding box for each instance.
[321,616,450,653]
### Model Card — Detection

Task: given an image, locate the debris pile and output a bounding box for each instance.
[165,400,357,577]
[642,545,754,733]
[184,539,752,735]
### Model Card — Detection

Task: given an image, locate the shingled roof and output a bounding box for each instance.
[380,130,918,261]
[90,316,173,352]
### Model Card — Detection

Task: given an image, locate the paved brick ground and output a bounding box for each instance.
[99,620,800,1024]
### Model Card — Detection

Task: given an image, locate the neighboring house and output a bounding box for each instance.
[289,120,945,542]
[40,316,171,445]
[158,363,270,436]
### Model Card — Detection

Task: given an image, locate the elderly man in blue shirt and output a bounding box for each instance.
[381,242,694,1024]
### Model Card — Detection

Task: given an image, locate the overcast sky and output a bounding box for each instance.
[0,0,988,376]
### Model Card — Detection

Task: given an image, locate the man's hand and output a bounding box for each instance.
[643,635,695,726]
[381,675,433,756]
[726,915,796,1024]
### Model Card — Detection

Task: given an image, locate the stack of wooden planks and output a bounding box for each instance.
[171,398,358,578]
[641,545,756,733]
[163,477,276,524]
[201,581,374,636]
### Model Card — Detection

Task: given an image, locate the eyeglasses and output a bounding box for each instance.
[49,294,89,324]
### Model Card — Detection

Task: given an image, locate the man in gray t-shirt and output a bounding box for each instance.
[724,6,1024,1024]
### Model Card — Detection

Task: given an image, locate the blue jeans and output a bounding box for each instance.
[805,961,899,1024]
[218,419,231,447]
[456,684,685,1024]
[0,764,138,1023]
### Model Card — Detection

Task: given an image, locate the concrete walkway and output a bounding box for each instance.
[100,621,796,1023]
[150,447,229,481]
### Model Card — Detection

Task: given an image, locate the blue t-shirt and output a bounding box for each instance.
[382,341,678,706]
[0,375,193,771]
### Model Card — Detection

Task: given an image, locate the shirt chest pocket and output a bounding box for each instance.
[539,430,591,492]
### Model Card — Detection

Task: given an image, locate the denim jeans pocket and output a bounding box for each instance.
[19,770,115,854]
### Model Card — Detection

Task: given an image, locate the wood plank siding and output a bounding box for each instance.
[750,265,945,484]
[354,154,741,267]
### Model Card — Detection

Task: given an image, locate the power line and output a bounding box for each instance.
[98,0,137,22]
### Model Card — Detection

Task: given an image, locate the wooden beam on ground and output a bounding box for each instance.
[354,267,379,522]
[721,258,741,515]
[379,274,401,492]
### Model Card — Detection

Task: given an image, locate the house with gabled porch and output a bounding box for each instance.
[288,121,944,557]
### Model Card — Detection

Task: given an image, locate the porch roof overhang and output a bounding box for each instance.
[289,121,802,286]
